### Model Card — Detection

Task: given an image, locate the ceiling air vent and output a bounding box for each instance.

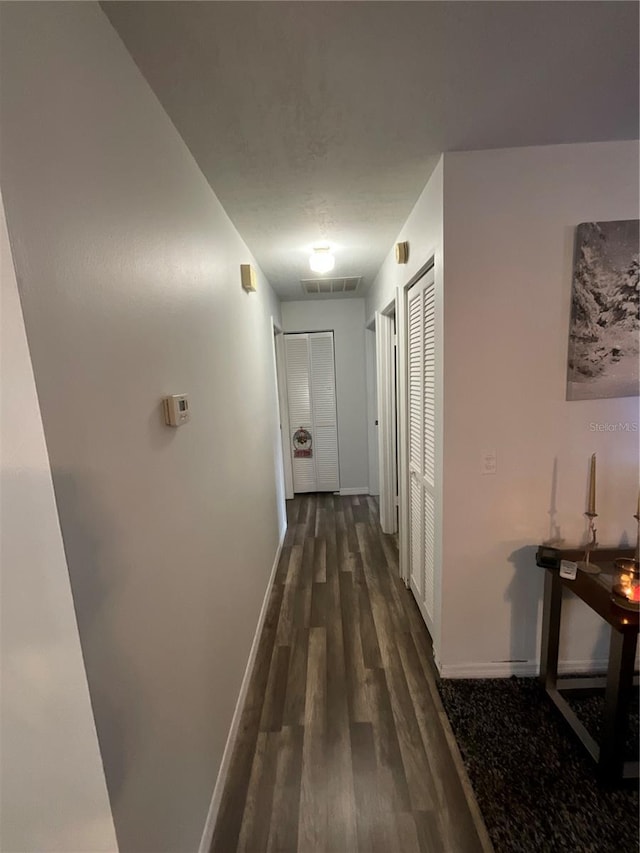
[301,276,362,295]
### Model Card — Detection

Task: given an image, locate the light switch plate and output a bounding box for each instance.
[481,449,497,475]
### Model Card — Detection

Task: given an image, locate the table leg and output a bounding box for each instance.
[540,568,562,689]
[599,628,637,785]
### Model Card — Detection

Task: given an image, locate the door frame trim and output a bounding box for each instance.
[375,305,397,535]
[272,319,294,500]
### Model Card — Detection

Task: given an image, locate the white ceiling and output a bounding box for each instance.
[102,1,638,301]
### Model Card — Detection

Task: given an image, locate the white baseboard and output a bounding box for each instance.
[339,487,370,496]
[198,531,285,853]
[437,658,614,679]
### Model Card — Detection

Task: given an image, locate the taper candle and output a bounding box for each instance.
[587,453,596,515]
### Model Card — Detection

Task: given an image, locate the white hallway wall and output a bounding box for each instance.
[282,299,370,494]
[366,145,638,675]
[366,158,445,656]
[366,157,443,321]
[0,4,284,851]
[440,140,640,675]
[1,194,118,853]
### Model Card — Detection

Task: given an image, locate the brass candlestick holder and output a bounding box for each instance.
[577,511,600,574]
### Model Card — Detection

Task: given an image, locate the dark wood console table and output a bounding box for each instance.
[537,546,638,786]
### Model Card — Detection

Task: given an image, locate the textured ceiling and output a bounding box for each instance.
[102,1,639,300]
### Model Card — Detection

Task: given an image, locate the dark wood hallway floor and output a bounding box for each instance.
[211,494,491,853]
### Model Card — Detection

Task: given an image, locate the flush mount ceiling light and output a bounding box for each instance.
[309,246,335,274]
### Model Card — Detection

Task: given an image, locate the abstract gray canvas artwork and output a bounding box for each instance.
[567,220,639,401]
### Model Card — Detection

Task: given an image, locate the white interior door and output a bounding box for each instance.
[284,332,339,493]
[407,270,436,628]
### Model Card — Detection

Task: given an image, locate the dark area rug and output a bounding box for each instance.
[437,676,639,853]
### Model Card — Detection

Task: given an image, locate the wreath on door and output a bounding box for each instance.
[293,427,313,458]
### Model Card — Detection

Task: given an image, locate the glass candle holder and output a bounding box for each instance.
[612,558,640,610]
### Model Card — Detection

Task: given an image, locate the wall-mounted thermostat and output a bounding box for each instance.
[163,394,190,427]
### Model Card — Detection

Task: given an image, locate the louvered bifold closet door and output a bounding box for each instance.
[284,334,316,493]
[422,279,436,623]
[408,284,424,600]
[407,269,437,629]
[309,332,340,492]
